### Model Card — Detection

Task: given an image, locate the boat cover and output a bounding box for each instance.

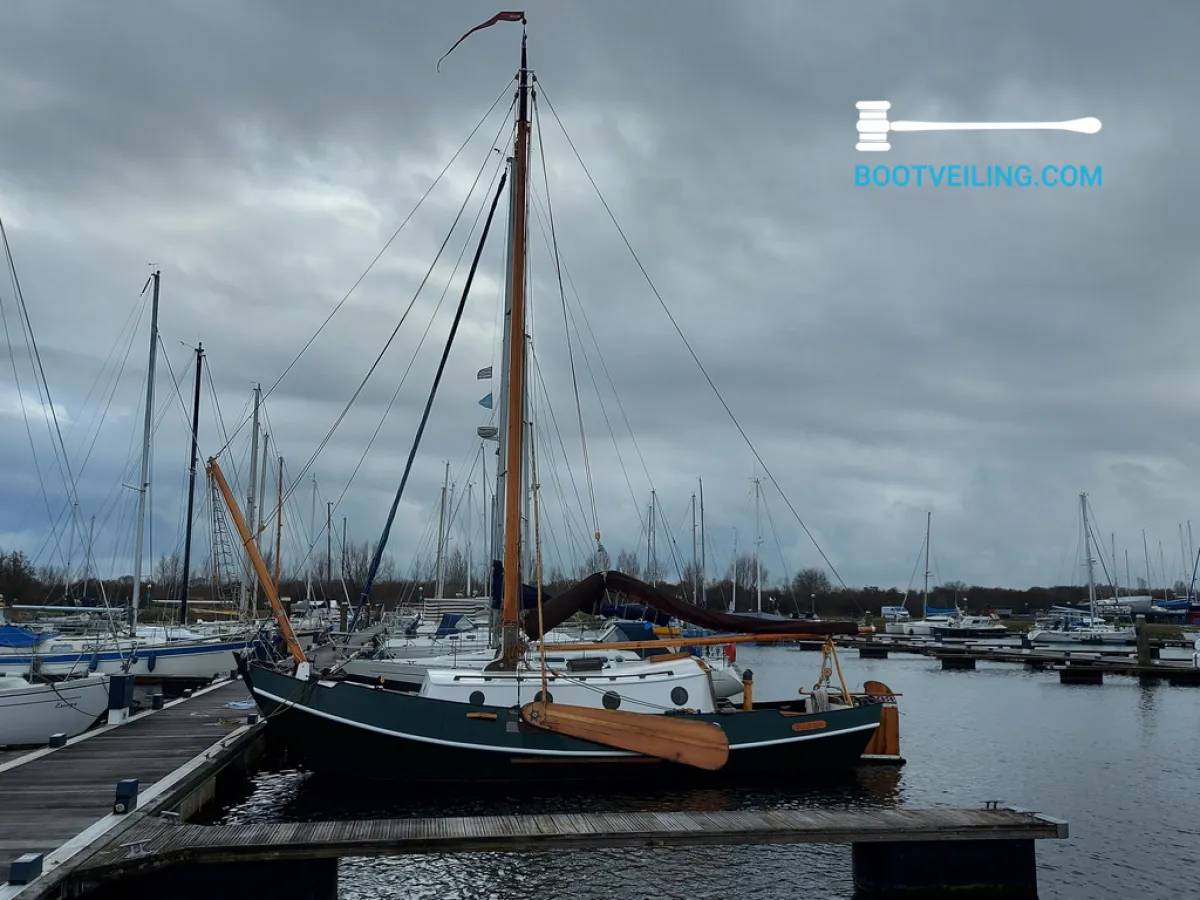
[0,624,49,648]
[521,571,860,639]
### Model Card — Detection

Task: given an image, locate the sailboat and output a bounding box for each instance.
[1,276,259,682]
[231,13,888,782]
[1028,494,1136,646]
[0,671,110,748]
[886,512,954,636]
[883,512,1005,639]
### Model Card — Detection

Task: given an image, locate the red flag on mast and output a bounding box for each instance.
[437,11,526,71]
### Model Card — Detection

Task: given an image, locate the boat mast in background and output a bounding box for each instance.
[923,511,931,619]
[240,385,261,617]
[179,341,204,624]
[435,461,449,600]
[1082,493,1097,620]
[129,269,161,635]
[699,477,706,606]
[754,477,763,613]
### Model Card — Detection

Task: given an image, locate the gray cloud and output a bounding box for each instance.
[2,0,1198,597]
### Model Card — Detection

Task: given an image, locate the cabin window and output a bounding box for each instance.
[671,686,688,706]
[602,691,621,710]
[469,690,485,706]
[534,689,553,703]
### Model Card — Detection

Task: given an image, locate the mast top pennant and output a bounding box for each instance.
[437,11,526,71]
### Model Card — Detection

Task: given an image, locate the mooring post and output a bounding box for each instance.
[1135,615,1150,667]
[852,837,1038,897]
[100,859,338,900]
[1059,664,1103,685]
[113,779,139,814]
[940,655,975,670]
[106,674,135,725]
[8,853,43,886]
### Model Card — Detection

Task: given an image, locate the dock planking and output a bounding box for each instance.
[0,677,252,871]
[848,635,1200,675]
[79,807,1068,875]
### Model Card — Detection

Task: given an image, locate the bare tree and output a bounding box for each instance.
[154,553,182,594]
[791,567,832,597]
[444,548,469,595]
[37,564,64,590]
[680,561,703,600]
[728,553,762,594]
[377,551,395,583]
[616,548,641,579]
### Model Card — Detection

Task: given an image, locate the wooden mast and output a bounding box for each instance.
[497,29,531,666]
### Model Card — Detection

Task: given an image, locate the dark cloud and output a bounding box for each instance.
[2,0,1198,595]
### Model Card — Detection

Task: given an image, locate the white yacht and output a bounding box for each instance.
[1027,494,1136,646]
[0,621,256,681]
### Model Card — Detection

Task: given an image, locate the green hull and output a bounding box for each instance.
[241,660,883,783]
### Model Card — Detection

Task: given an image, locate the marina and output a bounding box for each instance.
[5,643,1198,898]
[0,4,1196,900]
[0,656,1075,900]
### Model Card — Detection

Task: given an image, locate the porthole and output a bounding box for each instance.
[602,691,621,710]
[534,690,553,703]
[670,686,688,706]
[469,690,485,706]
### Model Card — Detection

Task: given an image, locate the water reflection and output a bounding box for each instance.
[225,765,902,824]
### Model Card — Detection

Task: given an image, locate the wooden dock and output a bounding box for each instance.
[66,806,1067,899]
[88,807,1068,863]
[846,634,1200,684]
[0,677,262,896]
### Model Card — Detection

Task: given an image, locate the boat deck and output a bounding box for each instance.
[0,678,252,874]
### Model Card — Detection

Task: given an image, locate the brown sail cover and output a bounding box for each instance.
[521,570,860,639]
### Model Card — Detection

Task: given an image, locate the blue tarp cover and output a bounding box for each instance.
[0,624,48,648]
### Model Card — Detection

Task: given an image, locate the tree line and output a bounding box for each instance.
[5,545,1182,618]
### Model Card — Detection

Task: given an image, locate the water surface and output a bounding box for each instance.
[221,647,1200,899]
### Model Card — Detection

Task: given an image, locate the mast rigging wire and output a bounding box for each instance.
[532,92,599,549]
[537,84,852,594]
[268,104,516,522]
[277,125,513,580]
[215,80,517,457]
[347,167,510,632]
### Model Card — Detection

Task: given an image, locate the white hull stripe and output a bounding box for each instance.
[252,686,879,758]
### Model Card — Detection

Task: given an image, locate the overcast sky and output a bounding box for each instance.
[2,0,1197,597]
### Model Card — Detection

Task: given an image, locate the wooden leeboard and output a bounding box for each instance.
[519,702,730,771]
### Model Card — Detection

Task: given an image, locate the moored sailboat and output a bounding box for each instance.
[230,12,894,782]
[1028,494,1135,646]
